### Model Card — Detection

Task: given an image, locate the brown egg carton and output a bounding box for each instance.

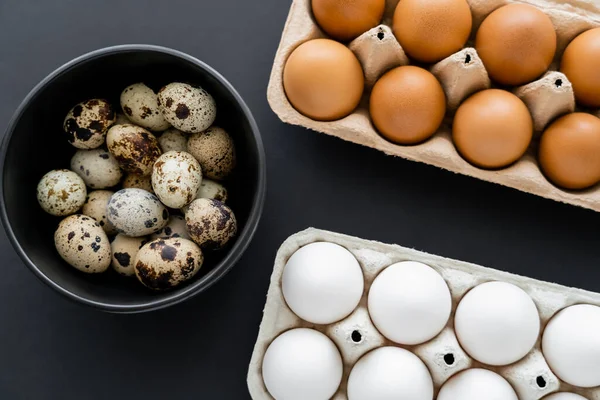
[267,0,600,211]
[247,228,600,399]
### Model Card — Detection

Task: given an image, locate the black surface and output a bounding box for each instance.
[1,45,265,312]
[0,0,599,399]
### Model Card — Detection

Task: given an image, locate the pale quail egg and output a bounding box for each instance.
[64,99,115,149]
[120,83,170,131]
[70,148,122,189]
[122,173,154,193]
[110,234,149,276]
[134,237,203,290]
[151,151,202,208]
[157,82,216,133]
[113,112,131,126]
[151,215,190,240]
[81,190,117,235]
[185,198,237,250]
[158,128,188,152]
[187,126,235,180]
[106,124,162,176]
[37,169,87,216]
[54,214,111,273]
[107,188,169,237]
[181,179,228,214]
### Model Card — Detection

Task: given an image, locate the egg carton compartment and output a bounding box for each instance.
[247,228,600,399]
[267,0,600,212]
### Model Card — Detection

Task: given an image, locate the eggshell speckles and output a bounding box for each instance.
[37,169,87,216]
[185,198,237,250]
[151,215,190,240]
[121,83,171,131]
[158,128,188,152]
[122,173,154,193]
[181,179,228,214]
[134,237,203,290]
[157,83,216,133]
[107,188,169,237]
[106,124,162,176]
[82,190,117,235]
[187,127,235,180]
[111,234,149,276]
[70,148,122,189]
[151,151,202,208]
[64,99,115,149]
[54,214,111,273]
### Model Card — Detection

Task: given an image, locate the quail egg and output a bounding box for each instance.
[120,83,170,131]
[157,82,216,133]
[181,179,228,214]
[187,126,235,180]
[185,198,237,250]
[106,124,162,176]
[113,112,131,125]
[122,173,154,193]
[151,151,202,208]
[37,169,87,216]
[107,188,169,237]
[158,128,188,152]
[151,215,190,240]
[64,99,115,149]
[70,148,122,189]
[134,237,203,290]
[54,214,111,273]
[110,234,149,276]
[81,190,117,235]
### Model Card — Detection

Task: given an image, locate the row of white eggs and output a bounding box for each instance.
[261,242,600,399]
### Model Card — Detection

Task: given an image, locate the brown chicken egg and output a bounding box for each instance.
[453,89,533,169]
[370,66,446,145]
[283,39,364,121]
[476,4,556,86]
[312,0,385,42]
[393,0,472,63]
[561,28,600,108]
[539,113,600,190]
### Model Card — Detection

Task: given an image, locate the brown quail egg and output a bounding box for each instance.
[122,173,154,193]
[158,128,188,152]
[151,215,190,240]
[185,198,237,250]
[54,214,111,273]
[70,148,122,189]
[120,83,171,131]
[187,127,235,180]
[134,237,203,290]
[157,82,216,133]
[110,234,149,276]
[64,99,115,149]
[152,151,202,208]
[37,169,87,216]
[107,188,169,237]
[82,190,117,235]
[106,124,162,176]
[181,179,228,214]
[113,112,131,126]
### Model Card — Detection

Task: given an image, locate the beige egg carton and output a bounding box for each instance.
[247,228,600,399]
[267,0,600,212]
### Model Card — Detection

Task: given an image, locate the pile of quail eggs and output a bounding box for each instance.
[36,82,237,291]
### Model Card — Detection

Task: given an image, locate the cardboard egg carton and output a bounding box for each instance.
[267,0,600,212]
[247,228,600,399]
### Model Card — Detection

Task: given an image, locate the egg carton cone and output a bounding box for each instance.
[267,0,600,212]
[247,228,600,399]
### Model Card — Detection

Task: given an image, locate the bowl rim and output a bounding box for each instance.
[0,44,267,313]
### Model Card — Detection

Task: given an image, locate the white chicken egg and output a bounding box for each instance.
[542,304,600,388]
[368,261,451,345]
[437,368,518,400]
[543,393,589,400]
[282,242,364,324]
[454,281,540,366]
[347,347,433,400]
[262,328,343,400]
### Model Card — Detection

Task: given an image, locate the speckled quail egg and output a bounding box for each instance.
[37,169,87,216]
[187,127,235,180]
[54,214,111,273]
[181,179,228,214]
[157,82,216,133]
[134,237,203,290]
[81,190,117,235]
[70,148,122,189]
[185,198,237,250]
[151,151,202,209]
[151,215,190,240]
[122,173,154,193]
[64,99,115,149]
[120,83,171,131]
[158,128,188,152]
[107,188,169,237]
[110,234,149,276]
[113,112,131,126]
[106,124,162,176]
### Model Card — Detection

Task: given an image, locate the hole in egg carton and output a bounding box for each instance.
[536,375,547,388]
[444,353,455,366]
[351,330,363,343]
[497,348,560,400]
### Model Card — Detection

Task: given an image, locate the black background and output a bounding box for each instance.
[1,0,599,399]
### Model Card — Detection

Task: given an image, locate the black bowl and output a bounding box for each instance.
[0,45,266,313]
